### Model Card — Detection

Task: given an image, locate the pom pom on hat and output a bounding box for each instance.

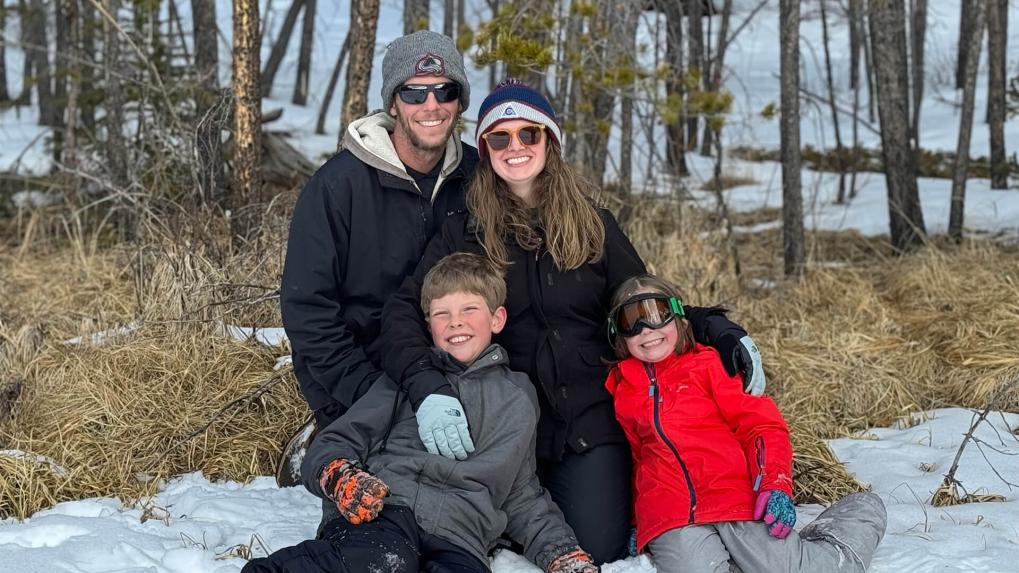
[475,79,562,158]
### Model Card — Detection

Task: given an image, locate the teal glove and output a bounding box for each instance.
[753,489,796,539]
[416,394,475,460]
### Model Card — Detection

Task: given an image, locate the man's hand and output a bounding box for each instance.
[735,335,766,395]
[415,394,475,460]
[718,333,767,396]
[319,459,389,525]
[753,489,796,539]
[545,546,598,573]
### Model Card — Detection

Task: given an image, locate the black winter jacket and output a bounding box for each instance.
[381,209,749,461]
[281,112,478,424]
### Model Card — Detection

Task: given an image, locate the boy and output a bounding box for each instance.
[244,253,596,573]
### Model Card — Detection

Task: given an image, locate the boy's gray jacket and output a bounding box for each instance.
[301,344,579,568]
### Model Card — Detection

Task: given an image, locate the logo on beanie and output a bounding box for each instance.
[415,53,446,76]
[502,105,517,117]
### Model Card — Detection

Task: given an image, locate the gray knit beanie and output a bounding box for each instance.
[381,31,470,112]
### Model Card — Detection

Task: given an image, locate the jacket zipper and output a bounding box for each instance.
[643,362,697,523]
[753,435,766,491]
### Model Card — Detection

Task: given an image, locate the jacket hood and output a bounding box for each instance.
[342,111,466,185]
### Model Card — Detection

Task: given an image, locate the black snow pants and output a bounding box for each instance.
[537,442,632,565]
[241,505,490,573]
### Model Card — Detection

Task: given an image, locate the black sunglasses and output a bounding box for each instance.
[395,82,462,105]
[609,293,685,338]
[481,124,546,151]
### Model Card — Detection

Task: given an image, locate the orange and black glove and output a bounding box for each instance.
[545,546,598,573]
[318,458,389,525]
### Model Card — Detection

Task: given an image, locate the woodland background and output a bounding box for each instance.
[0,0,1018,542]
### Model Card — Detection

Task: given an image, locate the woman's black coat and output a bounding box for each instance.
[380,209,747,461]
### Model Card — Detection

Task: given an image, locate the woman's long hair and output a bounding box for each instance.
[467,141,605,270]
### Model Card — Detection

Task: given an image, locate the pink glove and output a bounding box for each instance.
[753,489,796,539]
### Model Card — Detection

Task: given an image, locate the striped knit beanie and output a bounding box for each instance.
[475,79,562,158]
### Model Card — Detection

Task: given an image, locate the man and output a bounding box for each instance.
[278,30,478,485]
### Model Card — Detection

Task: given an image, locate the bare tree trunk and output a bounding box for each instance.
[949,2,985,243]
[27,0,56,126]
[80,0,96,129]
[850,0,862,201]
[780,0,804,278]
[341,0,380,132]
[63,0,79,174]
[168,0,192,65]
[54,0,68,140]
[293,0,316,105]
[104,0,131,237]
[956,0,973,89]
[16,0,32,106]
[662,0,688,176]
[986,0,1008,190]
[0,3,9,102]
[261,0,305,98]
[233,0,263,212]
[909,0,926,151]
[820,0,846,203]
[317,33,350,135]
[862,3,877,122]
[193,0,220,91]
[849,0,862,90]
[193,0,224,206]
[443,0,454,39]
[685,0,704,150]
[577,0,638,185]
[487,0,499,90]
[869,0,926,252]
[403,0,428,34]
[700,0,732,157]
[618,3,641,194]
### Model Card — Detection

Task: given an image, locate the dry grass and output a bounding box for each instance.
[2,196,1018,516]
[0,323,306,518]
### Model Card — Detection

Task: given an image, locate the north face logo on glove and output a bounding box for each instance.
[444,408,462,417]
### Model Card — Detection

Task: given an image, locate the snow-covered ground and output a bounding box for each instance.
[2,408,1016,572]
[3,2,1019,571]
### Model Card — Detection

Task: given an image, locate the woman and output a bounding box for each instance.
[380,79,761,564]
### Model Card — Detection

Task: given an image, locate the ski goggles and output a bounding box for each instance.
[480,124,546,151]
[395,82,462,105]
[609,293,684,338]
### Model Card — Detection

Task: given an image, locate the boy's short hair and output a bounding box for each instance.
[421,252,507,314]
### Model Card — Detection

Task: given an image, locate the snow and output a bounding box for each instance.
[2,408,1016,572]
[3,1,1019,571]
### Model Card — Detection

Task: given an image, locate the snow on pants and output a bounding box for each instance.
[241,505,490,573]
[537,442,632,565]
[646,492,887,573]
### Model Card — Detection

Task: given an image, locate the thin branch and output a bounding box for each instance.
[935,375,1019,502]
[163,369,291,453]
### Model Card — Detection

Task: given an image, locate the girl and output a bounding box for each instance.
[381,79,765,564]
[605,275,887,573]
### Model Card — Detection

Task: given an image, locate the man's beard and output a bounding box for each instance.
[397,110,458,153]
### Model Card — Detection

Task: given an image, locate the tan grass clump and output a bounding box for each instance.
[0,453,74,518]
[1,323,306,519]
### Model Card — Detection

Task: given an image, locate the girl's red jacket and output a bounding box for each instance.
[605,343,794,551]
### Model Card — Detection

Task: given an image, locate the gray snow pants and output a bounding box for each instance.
[647,492,887,573]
